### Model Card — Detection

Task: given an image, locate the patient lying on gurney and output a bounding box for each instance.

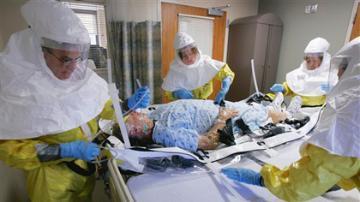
[120,99,302,152]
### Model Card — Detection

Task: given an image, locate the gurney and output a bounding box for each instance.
[107,139,360,202]
[105,118,360,202]
[101,92,357,201]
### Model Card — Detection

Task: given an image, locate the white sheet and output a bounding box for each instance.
[126,138,360,202]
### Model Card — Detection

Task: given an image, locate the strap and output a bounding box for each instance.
[81,123,93,141]
[65,160,96,176]
[301,104,323,108]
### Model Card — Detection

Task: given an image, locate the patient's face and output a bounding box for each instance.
[126,112,154,139]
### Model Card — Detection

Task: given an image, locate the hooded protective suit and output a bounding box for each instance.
[269,37,338,106]
[0,0,113,201]
[261,37,360,201]
[162,32,234,101]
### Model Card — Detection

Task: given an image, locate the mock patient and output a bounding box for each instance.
[123,99,291,152]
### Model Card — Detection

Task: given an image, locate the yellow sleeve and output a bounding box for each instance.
[164,90,176,102]
[99,99,115,120]
[282,82,294,96]
[267,82,293,100]
[215,64,235,81]
[268,82,326,106]
[0,139,63,170]
[166,84,214,100]
[0,101,115,171]
[261,144,360,201]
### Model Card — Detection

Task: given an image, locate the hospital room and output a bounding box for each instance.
[0,0,359,201]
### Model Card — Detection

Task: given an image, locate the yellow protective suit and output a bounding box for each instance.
[0,100,114,202]
[267,82,326,107]
[165,64,235,101]
[261,144,360,202]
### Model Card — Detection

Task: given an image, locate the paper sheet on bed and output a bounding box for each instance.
[125,138,360,202]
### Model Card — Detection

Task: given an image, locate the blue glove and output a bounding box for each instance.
[173,88,193,99]
[221,168,264,186]
[60,140,100,162]
[320,83,333,93]
[128,86,150,109]
[215,77,232,104]
[270,83,284,93]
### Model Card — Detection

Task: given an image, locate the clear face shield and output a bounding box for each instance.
[331,57,349,79]
[315,56,346,95]
[304,52,323,70]
[40,37,90,81]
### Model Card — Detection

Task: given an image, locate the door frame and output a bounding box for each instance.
[161,2,227,101]
[345,0,360,43]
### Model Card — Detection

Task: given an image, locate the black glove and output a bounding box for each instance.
[218,119,235,146]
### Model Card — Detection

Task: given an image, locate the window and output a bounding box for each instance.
[77,12,98,45]
[62,2,108,69]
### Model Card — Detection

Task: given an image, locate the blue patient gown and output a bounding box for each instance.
[149,100,268,151]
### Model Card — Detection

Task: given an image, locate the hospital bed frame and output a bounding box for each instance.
[107,159,134,202]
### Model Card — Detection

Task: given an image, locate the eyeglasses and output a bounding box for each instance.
[46,50,83,66]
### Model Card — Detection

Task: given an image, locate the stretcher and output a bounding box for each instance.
[103,94,359,201]
[107,139,360,202]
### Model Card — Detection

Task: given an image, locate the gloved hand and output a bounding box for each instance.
[215,77,232,104]
[221,168,264,186]
[128,86,150,109]
[320,83,333,93]
[270,83,284,93]
[60,140,100,162]
[173,88,193,99]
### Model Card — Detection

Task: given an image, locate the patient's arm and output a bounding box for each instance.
[198,107,238,150]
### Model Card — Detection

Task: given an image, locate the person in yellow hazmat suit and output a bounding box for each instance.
[0,0,150,201]
[162,32,235,104]
[269,37,338,107]
[221,37,360,202]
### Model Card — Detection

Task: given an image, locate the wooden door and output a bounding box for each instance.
[161,2,227,101]
[350,3,360,40]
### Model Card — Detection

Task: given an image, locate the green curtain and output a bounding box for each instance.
[108,20,162,103]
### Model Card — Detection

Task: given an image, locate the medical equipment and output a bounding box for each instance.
[250,59,260,96]
[286,96,302,118]
[136,79,142,88]
[109,83,131,148]
[107,58,112,83]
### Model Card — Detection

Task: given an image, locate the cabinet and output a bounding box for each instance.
[226,13,283,101]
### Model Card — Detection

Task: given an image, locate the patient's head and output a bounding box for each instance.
[125,111,154,146]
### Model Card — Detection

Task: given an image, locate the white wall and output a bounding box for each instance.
[0,1,29,200]
[259,0,354,83]
[0,0,28,51]
[0,162,27,202]
[162,0,259,60]
[63,0,105,4]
